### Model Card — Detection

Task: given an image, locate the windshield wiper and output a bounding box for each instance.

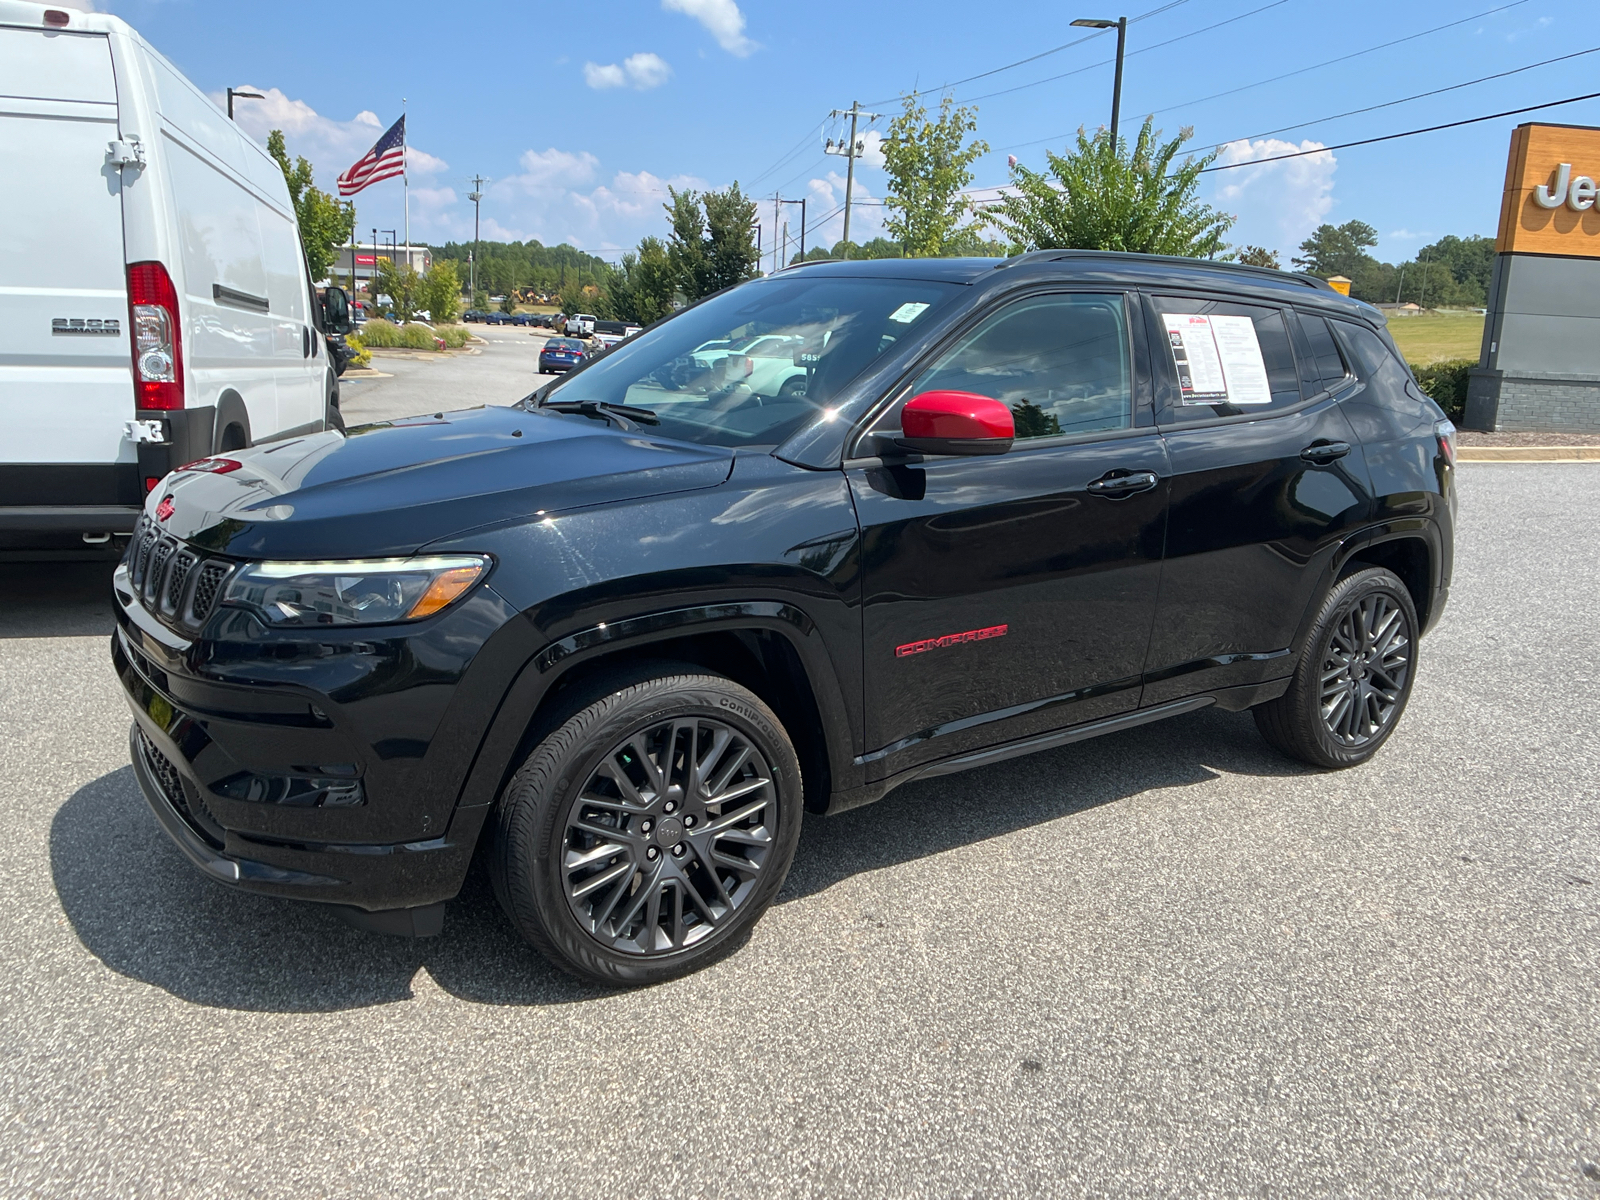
[539,399,660,431]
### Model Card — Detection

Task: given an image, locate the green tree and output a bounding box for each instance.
[882,93,990,257]
[416,259,461,323]
[664,187,710,299]
[664,184,759,301]
[1292,220,1378,277]
[985,118,1233,256]
[1417,234,1494,306]
[373,257,420,320]
[701,184,760,294]
[266,130,354,282]
[1010,398,1060,438]
[612,236,677,323]
[1235,245,1281,269]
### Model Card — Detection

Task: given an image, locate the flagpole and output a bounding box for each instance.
[402,98,409,270]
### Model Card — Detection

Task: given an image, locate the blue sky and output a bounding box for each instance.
[96,0,1586,265]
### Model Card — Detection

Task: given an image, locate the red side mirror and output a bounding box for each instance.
[896,390,1015,457]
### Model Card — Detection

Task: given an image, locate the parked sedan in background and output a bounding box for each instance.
[538,337,588,373]
[485,311,513,326]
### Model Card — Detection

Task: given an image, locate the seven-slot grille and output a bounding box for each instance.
[126,517,235,630]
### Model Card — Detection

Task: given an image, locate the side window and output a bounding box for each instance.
[908,293,1131,439]
[1296,312,1353,395]
[1332,318,1429,416]
[1149,295,1300,423]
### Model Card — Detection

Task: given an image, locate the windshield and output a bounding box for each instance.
[536,275,959,447]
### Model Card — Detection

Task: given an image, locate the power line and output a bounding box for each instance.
[960,0,1293,107]
[1199,89,1600,173]
[1223,44,1600,145]
[1150,0,1530,116]
[747,120,826,190]
[863,0,1194,108]
[997,0,1534,156]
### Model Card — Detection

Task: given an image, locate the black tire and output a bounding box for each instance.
[778,376,808,398]
[489,669,803,986]
[325,402,346,434]
[1254,566,1419,769]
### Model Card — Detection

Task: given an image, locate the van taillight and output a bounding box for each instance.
[127,261,183,411]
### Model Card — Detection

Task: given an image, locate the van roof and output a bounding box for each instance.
[0,1,136,37]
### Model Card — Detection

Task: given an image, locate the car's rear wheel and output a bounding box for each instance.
[1254,566,1418,769]
[490,669,803,986]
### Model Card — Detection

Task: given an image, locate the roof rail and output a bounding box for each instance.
[776,257,840,272]
[993,248,1333,292]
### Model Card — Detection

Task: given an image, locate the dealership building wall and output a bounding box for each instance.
[1465,122,1600,433]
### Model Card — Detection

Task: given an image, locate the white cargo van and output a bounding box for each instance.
[0,1,351,549]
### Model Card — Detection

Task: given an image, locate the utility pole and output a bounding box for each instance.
[468,175,486,303]
[778,196,806,265]
[826,101,883,254]
[773,193,782,273]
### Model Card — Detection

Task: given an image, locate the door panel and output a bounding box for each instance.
[0,30,130,467]
[850,289,1166,779]
[1141,294,1373,705]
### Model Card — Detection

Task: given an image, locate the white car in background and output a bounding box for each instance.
[564,312,596,338]
[0,0,348,552]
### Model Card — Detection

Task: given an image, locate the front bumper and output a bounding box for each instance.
[115,606,487,917]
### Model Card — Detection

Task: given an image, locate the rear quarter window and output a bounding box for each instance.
[1148,294,1301,423]
[1331,318,1439,441]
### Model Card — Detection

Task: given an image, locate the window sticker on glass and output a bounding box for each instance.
[888,302,931,324]
[1162,313,1272,406]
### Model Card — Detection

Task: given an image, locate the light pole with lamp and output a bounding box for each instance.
[1070,16,1126,144]
[226,87,264,121]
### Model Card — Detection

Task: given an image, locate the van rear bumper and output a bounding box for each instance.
[0,504,140,533]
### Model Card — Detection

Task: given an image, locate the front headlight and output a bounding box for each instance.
[223,555,490,627]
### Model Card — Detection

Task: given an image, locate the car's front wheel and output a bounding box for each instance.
[489,669,803,986]
[1254,566,1418,769]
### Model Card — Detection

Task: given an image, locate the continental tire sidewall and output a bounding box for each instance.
[496,675,802,987]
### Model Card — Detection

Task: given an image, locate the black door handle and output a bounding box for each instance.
[1087,469,1159,498]
[1300,440,1350,464]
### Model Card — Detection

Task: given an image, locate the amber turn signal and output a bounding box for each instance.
[405,565,487,619]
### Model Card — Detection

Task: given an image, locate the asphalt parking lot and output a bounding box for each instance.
[1,464,1597,1198]
[337,320,563,427]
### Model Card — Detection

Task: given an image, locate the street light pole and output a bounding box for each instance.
[226,87,264,121]
[1070,16,1127,143]
[468,175,486,303]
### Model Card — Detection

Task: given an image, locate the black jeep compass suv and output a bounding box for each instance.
[113,253,1457,985]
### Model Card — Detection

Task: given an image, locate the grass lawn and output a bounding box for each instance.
[1385,311,1484,365]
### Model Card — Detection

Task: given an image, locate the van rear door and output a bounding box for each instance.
[0,24,139,524]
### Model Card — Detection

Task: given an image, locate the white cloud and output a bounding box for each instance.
[584,62,628,89]
[510,147,602,190]
[585,52,672,90]
[857,129,886,171]
[662,0,758,56]
[804,171,886,248]
[216,86,440,187]
[623,52,672,89]
[1210,138,1337,261]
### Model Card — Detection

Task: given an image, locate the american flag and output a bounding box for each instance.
[338,115,405,197]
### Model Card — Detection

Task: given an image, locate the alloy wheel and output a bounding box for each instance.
[561,717,776,956]
[1318,592,1411,747]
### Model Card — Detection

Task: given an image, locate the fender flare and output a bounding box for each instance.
[213,391,251,452]
[447,599,861,821]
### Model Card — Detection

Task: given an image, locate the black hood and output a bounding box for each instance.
[149,406,734,559]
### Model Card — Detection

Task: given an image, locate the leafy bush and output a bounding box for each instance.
[1409,359,1472,422]
[343,334,371,368]
[354,319,470,351]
